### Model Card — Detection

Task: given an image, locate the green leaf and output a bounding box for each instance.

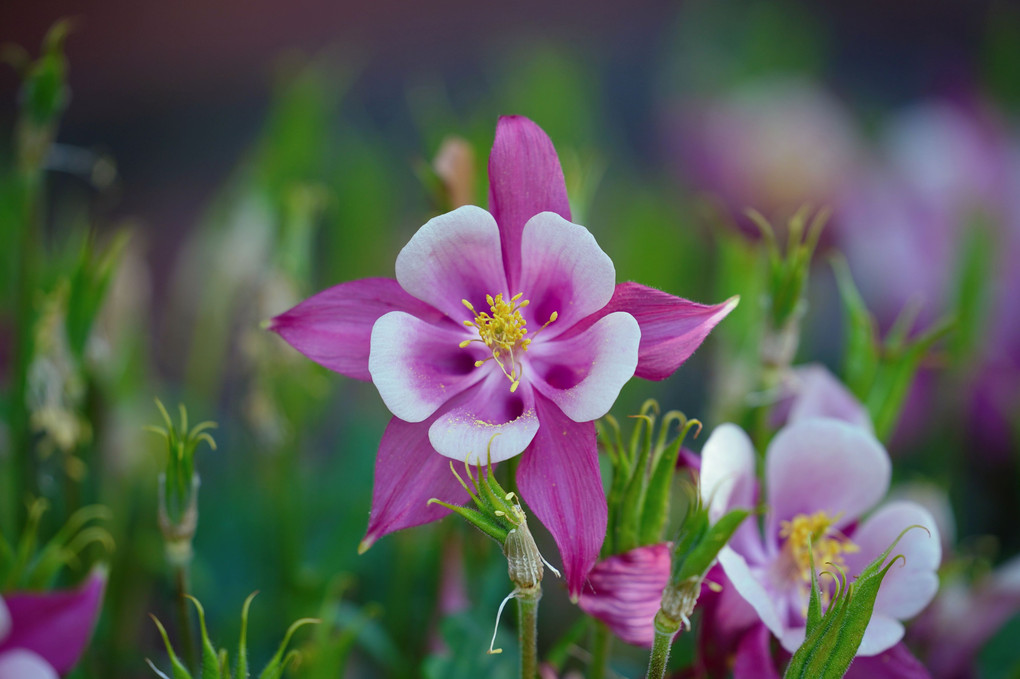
[259,617,319,679]
[674,508,749,583]
[149,614,194,679]
[236,592,257,679]
[187,596,222,679]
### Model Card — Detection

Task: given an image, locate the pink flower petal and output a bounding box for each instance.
[0,649,59,679]
[844,502,941,622]
[517,395,605,601]
[0,568,106,675]
[700,424,767,563]
[733,624,782,679]
[718,547,786,643]
[765,418,890,534]
[488,116,572,290]
[369,311,485,423]
[428,372,540,464]
[577,544,671,647]
[361,416,472,551]
[844,642,932,679]
[856,615,906,657]
[784,364,873,433]
[394,205,509,320]
[577,283,738,381]
[529,312,640,422]
[517,212,617,333]
[269,277,443,381]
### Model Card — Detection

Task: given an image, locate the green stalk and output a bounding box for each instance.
[646,611,680,679]
[589,620,612,679]
[517,586,541,679]
[174,560,198,672]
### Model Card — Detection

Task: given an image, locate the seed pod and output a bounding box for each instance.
[504,519,543,590]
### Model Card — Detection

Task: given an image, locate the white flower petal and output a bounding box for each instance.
[529,312,640,422]
[395,206,509,320]
[369,312,485,422]
[517,212,617,335]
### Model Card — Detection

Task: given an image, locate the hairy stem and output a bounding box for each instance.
[646,611,680,679]
[517,586,541,679]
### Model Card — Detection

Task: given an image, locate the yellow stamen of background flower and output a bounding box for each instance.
[460,293,557,392]
[779,510,859,584]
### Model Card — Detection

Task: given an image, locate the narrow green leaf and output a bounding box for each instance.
[426,500,508,544]
[149,614,194,679]
[258,617,319,679]
[674,508,749,583]
[236,592,258,679]
[187,596,222,679]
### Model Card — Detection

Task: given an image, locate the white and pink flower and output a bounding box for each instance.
[701,418,941,661]
[270,116,737,597]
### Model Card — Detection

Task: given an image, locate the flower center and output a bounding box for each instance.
[459,293,557,393]
[779,510,859,585]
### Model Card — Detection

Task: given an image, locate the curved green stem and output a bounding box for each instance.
[517,586,541,679]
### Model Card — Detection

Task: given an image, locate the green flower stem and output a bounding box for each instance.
[517,586,541,679]
[174,559,198,671]
[646,610,681,679]
[589,620,612,679]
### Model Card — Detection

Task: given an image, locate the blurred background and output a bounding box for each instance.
[1,0,1019,677]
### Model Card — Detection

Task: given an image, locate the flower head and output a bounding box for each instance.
[700,418,940,658]
[270,116,737,597]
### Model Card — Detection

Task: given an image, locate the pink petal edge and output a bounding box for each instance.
[361,416,472,552]
[572,283,739,381]
[269,277,443,381]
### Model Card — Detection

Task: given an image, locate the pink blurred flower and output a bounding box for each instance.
[671,79,862,231]
[913,555,1020,679]
[0,569,106,679]
[270,116,737,598]
[771,363,874,434]
[700,419,940,659]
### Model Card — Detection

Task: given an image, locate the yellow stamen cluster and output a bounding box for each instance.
[459,293,557,392]
[779,510,859,584]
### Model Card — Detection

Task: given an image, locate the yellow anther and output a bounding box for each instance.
[779,511,859,584]
[459,292,559,392]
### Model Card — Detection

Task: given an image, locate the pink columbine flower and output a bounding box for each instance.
[270,116,737,597]
[0,569,106,679]
[701,418,941,661]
